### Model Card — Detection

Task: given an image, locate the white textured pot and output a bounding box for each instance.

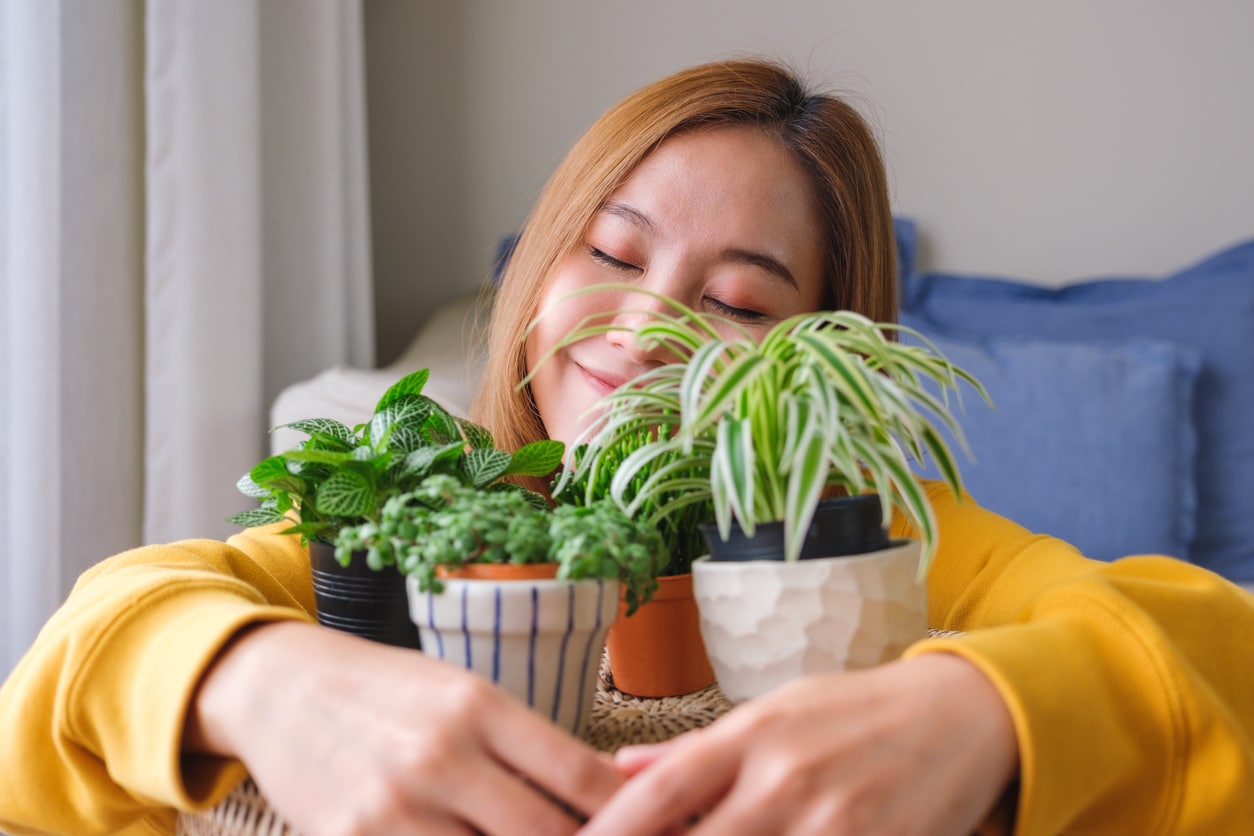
[407,573,620,737]
[692,540,926,703]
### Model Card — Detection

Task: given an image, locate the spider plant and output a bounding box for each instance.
[534,285,987,575]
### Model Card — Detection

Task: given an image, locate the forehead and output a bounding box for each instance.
[603,126,821,243]
[593,126,826,297]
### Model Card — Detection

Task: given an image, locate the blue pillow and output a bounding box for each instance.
[899,226,1254,582]
[902,320,1201,563]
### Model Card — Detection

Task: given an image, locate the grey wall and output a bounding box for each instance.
[364,0,1254,365]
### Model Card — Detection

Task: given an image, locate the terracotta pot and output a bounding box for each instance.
[408,568,619,737]
[605,572,715,698]
[308,541,421,650]
[693,539,926,703]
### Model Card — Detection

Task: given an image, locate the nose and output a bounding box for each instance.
[604,291,682,366]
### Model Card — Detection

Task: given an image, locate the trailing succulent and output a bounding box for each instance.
[336,474,668,615]
[228,369,563,546]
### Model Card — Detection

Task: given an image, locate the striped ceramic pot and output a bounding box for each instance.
[407,565,620,737]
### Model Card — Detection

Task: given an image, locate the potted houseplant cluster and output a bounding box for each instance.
[228,368,565,648]
[543,288,985,702]
[335,473,667,735]
[229,367,669,734]
[556,425,717,697]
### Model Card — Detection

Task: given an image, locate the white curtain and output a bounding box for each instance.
[1,0,374,677]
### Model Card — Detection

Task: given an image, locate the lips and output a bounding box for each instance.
[576,363,631,397]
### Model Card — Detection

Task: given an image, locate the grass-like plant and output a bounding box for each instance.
[538,287,987,574]
[228,369,564,546]
[558,426,712,576]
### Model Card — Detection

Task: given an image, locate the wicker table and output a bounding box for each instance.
[177,654,734,836]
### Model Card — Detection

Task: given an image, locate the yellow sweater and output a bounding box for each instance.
[1,483,1251,835]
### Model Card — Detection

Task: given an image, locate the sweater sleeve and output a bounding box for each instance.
[0,526,317,836]
[895,481,1254,835]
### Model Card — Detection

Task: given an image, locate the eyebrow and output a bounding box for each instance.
[599,200,799,290]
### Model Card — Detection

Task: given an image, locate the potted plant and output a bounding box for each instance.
[335,473,668,736]
[228,368,563,649]
[544,289,985,702]
[554,428,717,698]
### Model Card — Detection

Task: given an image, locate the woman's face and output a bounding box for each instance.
[524,126,827,446]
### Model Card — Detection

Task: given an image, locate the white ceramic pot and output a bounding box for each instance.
[691,540,926,703]
[407,574,620,737]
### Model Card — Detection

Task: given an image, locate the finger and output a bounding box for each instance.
[580,734,738,836]
[613,738,684,777]
[437,756,585,836]
[484,703,623,818]
[387,813,476,836]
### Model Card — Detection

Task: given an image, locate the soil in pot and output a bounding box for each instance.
[309,540,421,649]
[700,494,889,562]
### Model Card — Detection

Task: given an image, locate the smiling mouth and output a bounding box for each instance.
[577,364,626,397]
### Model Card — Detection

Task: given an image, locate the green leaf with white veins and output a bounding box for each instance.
[281,418,355,449]
[374,368,429,413]
[316,470,375,517]
[504,440,564,477]
[465,449,513,488]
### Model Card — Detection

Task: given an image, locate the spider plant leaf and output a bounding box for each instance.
[687,350,770,439]
[918,423,966,499]
[851,435,937,577]
[783,427,829,562]
[793,332,885,423]
[679,340,729,424]
[711,418,755,538]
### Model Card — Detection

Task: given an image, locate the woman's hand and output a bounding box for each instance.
[580,653,1019,836]
[187,620,623,836]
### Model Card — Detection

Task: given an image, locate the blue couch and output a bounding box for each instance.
[897,218,1254,587]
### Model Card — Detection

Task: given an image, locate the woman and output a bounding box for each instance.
[2,59,1251,836]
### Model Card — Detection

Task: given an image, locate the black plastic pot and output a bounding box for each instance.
[308,541,422,649]
[700,494,889,562]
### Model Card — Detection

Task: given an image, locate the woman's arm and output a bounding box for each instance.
[908,481,1254,834]
[0,527,623,835]
[0,527,314,834]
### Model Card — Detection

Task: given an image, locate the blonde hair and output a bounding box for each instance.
[472,58,897,478]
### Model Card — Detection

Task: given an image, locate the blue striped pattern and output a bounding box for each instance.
[411,576,618,736]
[492,586,502,682]
[426,588,444,658]
[461,583,472,669]
[551,583,574,722]
[573,580,605,734]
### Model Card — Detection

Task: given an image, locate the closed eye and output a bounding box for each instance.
[589,246,641,273]
[705,295,767,324]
